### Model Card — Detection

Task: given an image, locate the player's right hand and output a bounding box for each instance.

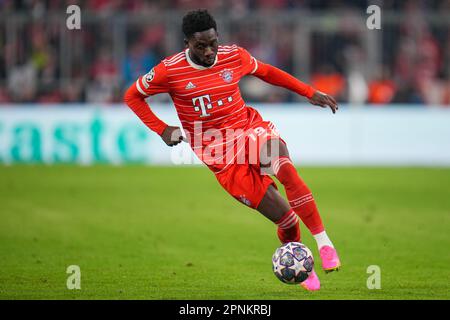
[309,91,339,114]
[161,125,185,147]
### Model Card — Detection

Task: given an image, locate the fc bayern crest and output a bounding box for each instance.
[220,69,234,83]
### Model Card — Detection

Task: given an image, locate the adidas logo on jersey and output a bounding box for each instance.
[185,82,196,89]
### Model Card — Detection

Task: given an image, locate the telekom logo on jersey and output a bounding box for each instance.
[192,94,233,117]
[192,94,213,117]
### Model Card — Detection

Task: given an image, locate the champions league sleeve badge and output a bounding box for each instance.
[144,68,155,83]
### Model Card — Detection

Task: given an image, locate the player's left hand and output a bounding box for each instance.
[309,91,339,114]
[161,125,185,147]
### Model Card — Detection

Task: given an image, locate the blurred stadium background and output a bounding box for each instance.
[0,0,449,300]
[0,0,449,105]
[0,0,449,166]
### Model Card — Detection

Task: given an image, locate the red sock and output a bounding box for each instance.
[273,157,325,235]
[276,209,300,243]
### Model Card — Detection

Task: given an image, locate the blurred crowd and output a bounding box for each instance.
[0,0,449,105]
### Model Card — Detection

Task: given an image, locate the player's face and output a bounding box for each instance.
[186,28,218,67]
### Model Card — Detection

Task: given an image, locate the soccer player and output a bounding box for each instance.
[124,9,340,291]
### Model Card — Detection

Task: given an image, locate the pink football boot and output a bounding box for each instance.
[320,245,341,273]
[300,269,320,291]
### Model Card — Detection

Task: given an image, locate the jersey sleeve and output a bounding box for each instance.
[134,61,169,96]
[238,47,259,76]
[238,47,316,99]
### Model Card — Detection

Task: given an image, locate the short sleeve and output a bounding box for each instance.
[135,61,169,96]
[238,47,259,76]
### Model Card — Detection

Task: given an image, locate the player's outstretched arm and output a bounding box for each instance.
[123,84,184,147]
[123,62,184,147]
[253,61,338,113]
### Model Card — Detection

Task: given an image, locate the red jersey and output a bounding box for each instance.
[125,44,316,173]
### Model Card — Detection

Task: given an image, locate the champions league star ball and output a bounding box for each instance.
[272,242,314,284]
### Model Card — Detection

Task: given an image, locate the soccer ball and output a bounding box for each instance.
[272,242,314,284]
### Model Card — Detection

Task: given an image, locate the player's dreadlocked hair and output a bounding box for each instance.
[182,9,217,38]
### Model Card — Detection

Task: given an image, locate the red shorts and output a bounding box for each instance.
[214,108,285,209]
[215,163,277,209]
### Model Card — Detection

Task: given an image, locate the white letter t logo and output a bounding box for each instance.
[192,94,212,117]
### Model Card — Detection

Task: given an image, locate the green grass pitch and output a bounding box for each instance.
[0,165,449,300]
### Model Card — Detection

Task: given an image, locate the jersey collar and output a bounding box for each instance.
[185,49,218,70]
